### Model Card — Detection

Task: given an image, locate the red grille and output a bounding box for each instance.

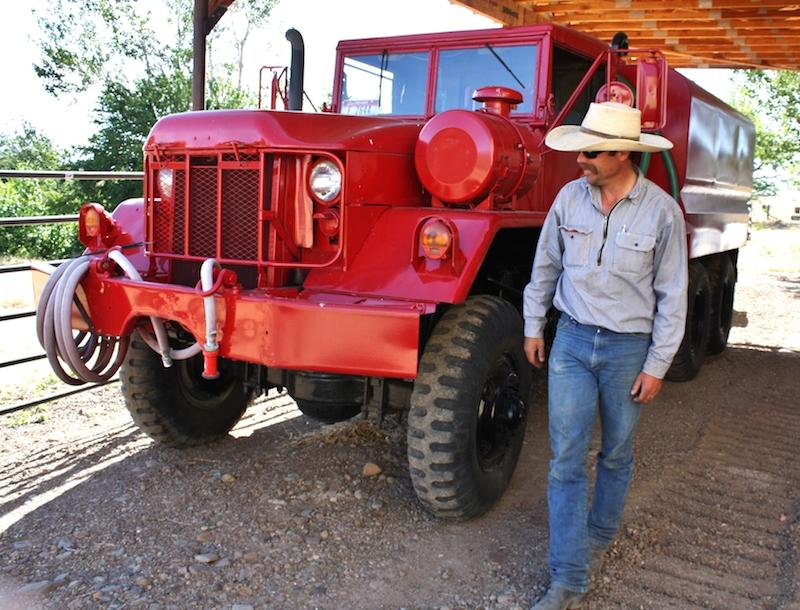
[152,196,172,252]
[188,166,218,258]
[173,171,186,253]
[221,169,260,260]
[146,150,341,277]
[149,158,263,261]
[222,153,260,162]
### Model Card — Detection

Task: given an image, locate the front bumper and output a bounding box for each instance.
[82,274,429,379]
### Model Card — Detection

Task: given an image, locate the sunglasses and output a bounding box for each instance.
[580,150,617,159]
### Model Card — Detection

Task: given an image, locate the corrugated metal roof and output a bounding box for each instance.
[451,0,800,70]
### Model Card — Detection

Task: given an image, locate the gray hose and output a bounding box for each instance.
[36,257,129,385]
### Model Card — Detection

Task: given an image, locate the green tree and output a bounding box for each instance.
[732,70,800,197]
[0,126,82,260]
[35,0,275,208]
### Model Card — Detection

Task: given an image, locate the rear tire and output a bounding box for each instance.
[707,254,736,355]
[120,333,252,446]
[407,296,531,519]
[666,262,711,382]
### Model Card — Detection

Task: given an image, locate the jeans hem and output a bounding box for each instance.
[550,578,588,594]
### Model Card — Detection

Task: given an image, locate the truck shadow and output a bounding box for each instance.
[1,344,797,608]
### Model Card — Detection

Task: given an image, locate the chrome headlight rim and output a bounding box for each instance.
[308,159,342,204]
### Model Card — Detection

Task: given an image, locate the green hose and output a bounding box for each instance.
[614,74,680,201]
[661,146,680,202]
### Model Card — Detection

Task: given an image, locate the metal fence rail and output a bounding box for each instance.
[0,379,120,416]
[0,215,78,227]
[0,169,143,180]
[0,169,141,416]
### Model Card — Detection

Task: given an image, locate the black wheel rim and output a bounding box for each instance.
[475,354,526,472]
[175,354,238,410]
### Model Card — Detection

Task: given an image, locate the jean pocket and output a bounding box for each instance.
[559,225,592,267]
[613,232,655,274]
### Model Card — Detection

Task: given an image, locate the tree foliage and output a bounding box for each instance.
[732,70,800,197]
[0,126,82,260]
[0,1,278,260]
[34,0,274,208]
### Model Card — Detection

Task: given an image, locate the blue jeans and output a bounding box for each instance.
[546,314,651,592]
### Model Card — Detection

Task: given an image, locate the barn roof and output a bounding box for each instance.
[451,0,800,70]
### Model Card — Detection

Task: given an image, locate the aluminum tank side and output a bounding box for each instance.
[657,72,755,258]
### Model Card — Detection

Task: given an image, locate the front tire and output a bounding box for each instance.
[666,262,711,382]
[120,333,253,446]
[407,296,531,519]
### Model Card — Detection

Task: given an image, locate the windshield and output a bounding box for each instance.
[340,51,429,116]
[435,44,537,113]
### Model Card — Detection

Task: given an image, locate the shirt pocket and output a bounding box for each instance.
[559,225,592,268]
[613,231,656,274]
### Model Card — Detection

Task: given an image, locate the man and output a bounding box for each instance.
[524,101,688,610]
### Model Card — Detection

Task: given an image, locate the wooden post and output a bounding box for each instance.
[192,0,207,111]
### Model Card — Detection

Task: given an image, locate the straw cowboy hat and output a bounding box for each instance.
[545,101,673,153]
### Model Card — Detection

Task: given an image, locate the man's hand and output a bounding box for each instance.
[630,372,663,404]
[524,337,546,368]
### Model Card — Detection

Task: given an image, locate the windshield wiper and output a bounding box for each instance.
[484,43,525,90]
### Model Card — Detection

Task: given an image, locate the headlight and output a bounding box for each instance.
[157,168,174,202]
[308,159,342,203]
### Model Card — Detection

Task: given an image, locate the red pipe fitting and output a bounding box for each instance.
[201,348,220,380]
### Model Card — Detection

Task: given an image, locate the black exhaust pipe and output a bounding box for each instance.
[285,28,305,111]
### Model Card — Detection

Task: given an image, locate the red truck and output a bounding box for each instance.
[37,24,754,519]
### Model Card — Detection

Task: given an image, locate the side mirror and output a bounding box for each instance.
[636,55,667,131]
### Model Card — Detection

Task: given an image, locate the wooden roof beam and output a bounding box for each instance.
[542,7,798,19]
[583,34,800,48]
[520,0,799,9]
[560,13,799,25]
[582,25,800,34]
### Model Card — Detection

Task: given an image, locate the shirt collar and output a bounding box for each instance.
[583,166,646,210]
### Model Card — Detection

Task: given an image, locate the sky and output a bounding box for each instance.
[0,0,737,151]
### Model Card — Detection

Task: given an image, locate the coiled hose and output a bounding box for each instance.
[35,256,130,386]
[36,251,216,385]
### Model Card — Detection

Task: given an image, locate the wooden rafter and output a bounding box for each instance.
[451,0,800,69]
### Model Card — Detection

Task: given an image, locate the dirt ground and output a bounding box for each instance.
[0,224,798,610]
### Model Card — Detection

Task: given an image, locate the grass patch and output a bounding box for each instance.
[33,372,62,394]
[750,220,800,231]
[0,373,63,410]
[4,405,49,428]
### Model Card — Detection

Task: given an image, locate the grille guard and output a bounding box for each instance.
[145,147,345,282]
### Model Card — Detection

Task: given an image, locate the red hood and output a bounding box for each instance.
[145,109,424,154]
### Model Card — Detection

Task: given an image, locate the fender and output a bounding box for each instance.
[109,197,149,272]
[304,207,547,304]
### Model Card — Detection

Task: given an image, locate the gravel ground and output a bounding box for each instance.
[0,224,798,610]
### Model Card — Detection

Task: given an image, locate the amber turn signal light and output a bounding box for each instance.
[419,219,452,260]
[79,203,116,250]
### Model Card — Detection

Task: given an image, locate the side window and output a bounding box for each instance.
[340,51,429,116]
[435,45,537,113]
[551,47,604,124]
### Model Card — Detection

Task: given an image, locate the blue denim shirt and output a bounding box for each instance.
[523,172,688,378]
